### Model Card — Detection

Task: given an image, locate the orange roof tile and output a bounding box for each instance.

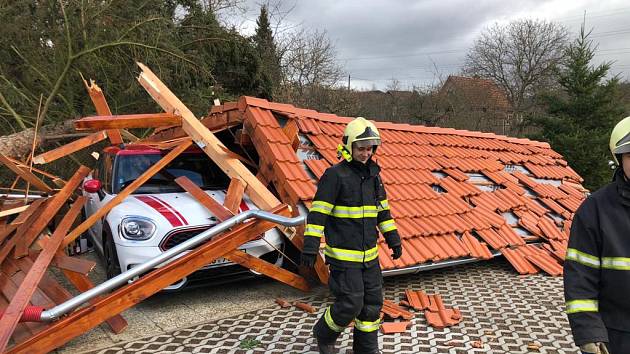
[501,247,538,275]
[232,96,585,276]
[303,159,330,179]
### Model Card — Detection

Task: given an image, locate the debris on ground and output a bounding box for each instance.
[293,301,316,313]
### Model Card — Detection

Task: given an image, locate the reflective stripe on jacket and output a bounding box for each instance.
[564,170,630,346]
[303,159,400,268]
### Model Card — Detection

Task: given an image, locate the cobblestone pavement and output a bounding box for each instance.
[88,259,579,354]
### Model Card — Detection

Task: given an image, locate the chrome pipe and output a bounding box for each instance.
[40,210,304,322]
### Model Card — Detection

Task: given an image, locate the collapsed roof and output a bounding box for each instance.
[201,96,583,276]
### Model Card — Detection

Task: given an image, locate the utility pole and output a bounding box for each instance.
[348,75,351,91]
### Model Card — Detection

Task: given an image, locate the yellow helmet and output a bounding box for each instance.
[337,117,381,162]
[610,116,630,164]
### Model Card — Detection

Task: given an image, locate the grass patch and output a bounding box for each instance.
[239,337,261,349]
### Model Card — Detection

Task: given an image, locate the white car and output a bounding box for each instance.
[81,145,284,290]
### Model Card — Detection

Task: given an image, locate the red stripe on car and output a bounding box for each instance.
[151,196,188,225]
[135,196,183,227]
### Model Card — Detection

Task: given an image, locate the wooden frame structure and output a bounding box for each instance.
[0,63,321,352]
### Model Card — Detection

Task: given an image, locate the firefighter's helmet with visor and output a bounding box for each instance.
[338,117,381,162]
[610,116,630,164]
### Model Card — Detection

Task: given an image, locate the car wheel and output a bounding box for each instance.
[103,225,122,279]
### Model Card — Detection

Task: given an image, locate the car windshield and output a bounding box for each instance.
[113,152,230,194]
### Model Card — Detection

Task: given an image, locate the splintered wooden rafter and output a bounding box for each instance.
[83,78,123,145]
[32,130,107,165]
[224,178,246,214]
[74,113,182,130]
[0,153,53,193]
[137,63,281,210]
[4,156,66,185]
[173,176,309,292]
[136,63,328,284]
[7,204,290,354]
[62,140,192,247]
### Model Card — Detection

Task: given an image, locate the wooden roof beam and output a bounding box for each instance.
[32,130,108,165]
[0,153,53,193]
[0,197,86,352]
[136,63,280,210]
[83,79,123,145]
[7,205,289,354]
[74,113,182,130]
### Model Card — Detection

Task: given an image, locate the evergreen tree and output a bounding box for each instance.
[252,5,282,100]
[530,26,624,190]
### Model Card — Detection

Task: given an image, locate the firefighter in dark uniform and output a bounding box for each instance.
[301,117,402,354]
[564,116,630,354]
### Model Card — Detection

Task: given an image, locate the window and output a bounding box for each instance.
[113,152,230,194]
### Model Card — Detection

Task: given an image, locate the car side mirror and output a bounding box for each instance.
[84,179,102,193]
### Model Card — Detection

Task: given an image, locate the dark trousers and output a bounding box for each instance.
[606,327,630,354]
[314,263,383,354]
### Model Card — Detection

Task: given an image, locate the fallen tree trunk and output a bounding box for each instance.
[0,120,76,158]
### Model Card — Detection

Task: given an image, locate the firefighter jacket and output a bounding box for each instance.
[564,168,630,346]
[303,159,401,269]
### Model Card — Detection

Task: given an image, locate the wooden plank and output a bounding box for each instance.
[14,166,91,258]
[51,253,95,275]
[63,141,192,247]
[0,197,86,352]
[32,131,108,165]
[282,119,300,150]
[174,176,233,221]
[4,157,65,184]
[0,225,18,245]
[224,178,246,214]
[0,210,42,265]
[0,295,30,345]
[0,153,52,193]
[8,205,289,354]
[137,63,280,210]
[137,64,328,285]
[60,268,127,334]
[224,249,309,291]
[10,199,47,225]
[83,79,123,145]
[27,248,95,275]
[0,206,29,218]
[4,262,56,309]
[0,273,42,340]
[14,257,73,305]
[74,113,182,130]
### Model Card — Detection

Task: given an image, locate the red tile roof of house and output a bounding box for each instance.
[210,96,586,276]
[439,75,512,112]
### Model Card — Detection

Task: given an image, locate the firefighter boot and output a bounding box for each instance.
[313,316,339,354]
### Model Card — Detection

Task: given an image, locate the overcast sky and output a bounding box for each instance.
[232,0,630,90]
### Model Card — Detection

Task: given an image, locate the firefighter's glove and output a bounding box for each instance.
[391,245,403,260]
[579,343,610,354]
[300,252,316,268]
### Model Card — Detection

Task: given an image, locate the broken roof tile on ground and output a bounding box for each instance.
[236,96,587,276]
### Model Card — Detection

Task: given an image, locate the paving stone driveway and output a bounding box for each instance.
[88,259,579,354]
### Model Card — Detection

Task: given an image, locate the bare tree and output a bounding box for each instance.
[277,28,344,107]
[463,19,569,112]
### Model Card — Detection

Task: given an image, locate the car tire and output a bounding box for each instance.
[103,224,122,279]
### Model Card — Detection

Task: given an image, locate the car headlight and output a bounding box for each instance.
[120,217,156,240]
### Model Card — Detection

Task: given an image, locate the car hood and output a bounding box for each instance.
[108,190,254,229]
